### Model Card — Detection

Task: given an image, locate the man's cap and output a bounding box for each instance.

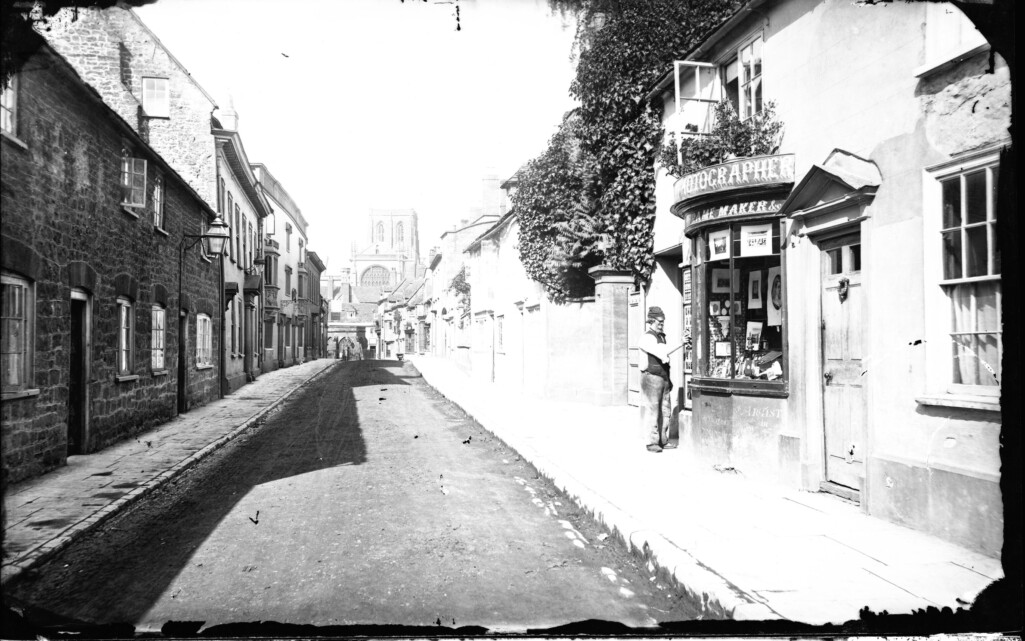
[647,306,665,320]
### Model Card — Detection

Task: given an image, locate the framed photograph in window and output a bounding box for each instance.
[748,270,763,309]
[746,321,764,351]
[683,372,693,410]
[711,268,740,294]
[714,341,732,357]
[710,300,721,315]
[767,266,782,326]
[709,229,731,261]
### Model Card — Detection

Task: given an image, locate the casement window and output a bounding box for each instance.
[924,152,1001,395]
[242,215,248,269]
[151,304,166,371]
[674,34,764,136]
[152,174,164,229]
[196,313,213,367]
[1,272,34,393]
[285,223,292,251]
[218,177,226,214]
[235,205,242,263]
[1,74,17,136]
[298,274,306,299]
[396,222,404,246]
[285,266,292,294]
[142,77,170,118]
[724,35,763,121]
[117,297,135,376]
[376,223,384,243]
[121,150,147,207]
[225,193,235,260]
[248,221,255,269]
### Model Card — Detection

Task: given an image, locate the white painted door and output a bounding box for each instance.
[820,235,865,495]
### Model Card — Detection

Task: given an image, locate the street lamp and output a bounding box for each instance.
[177,214,230,413]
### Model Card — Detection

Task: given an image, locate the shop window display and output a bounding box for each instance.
[696,221,785,385]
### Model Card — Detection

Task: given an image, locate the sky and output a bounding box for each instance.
[134,0,580,270]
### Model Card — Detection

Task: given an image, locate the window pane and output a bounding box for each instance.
[849,244,861,271]
[965,225,988,277]
[941,230,962,279]
[4,352,22,386]
[974,281,999,332]
[827,248,843,275]
[951,334,978,385]
[964,169,987,224]
[941,178,961,229]
[977,333,1001,385]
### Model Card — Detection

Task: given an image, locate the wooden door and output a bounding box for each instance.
[628,289,642,406]
[820,235,865,496]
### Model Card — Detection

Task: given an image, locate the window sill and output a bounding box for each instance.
[155,226,169,237]
[196,363,214,370]
[115,374,140,383]
[122,206,142,219]
[916,394,1000,412]
[152,369,169,377]
[1,129,28,150]
[2,388,41,401]
[690,377,788,398]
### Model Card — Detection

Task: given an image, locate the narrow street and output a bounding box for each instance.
[6,360,701,633]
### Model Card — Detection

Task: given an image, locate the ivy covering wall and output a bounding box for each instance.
[512,0,743,301]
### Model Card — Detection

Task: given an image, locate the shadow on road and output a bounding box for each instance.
[5,360,410,628]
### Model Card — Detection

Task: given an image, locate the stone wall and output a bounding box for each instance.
[1,46,221,484]
[41,6,218,208]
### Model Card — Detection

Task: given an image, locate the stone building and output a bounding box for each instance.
[214,111,271,392]
[643,0,1008,555]
[1,38,223,484]
[251,163,309,370]
[305,251,327,360]
[40,4,269,399]
[352,209,421,288]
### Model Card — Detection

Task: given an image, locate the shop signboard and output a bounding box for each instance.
[686,198,786,229]
[675,154,796,203]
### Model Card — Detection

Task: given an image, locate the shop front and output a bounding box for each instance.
[673,154,797,483]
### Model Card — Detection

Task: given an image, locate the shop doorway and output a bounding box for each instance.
[67,290,90,455]
[819,234,865,500]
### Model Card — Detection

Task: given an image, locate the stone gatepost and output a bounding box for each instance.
[588,265,633,406]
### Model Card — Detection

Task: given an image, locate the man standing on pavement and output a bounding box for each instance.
[638,306,686,453]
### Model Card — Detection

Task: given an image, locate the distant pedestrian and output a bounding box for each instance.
[334,339,340,360]
[638,306,685,453]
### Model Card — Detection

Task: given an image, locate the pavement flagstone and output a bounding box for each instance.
[1,358,340,585]
[406,354,1002,624]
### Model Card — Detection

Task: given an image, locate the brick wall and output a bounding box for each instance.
[1,45,221,485]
